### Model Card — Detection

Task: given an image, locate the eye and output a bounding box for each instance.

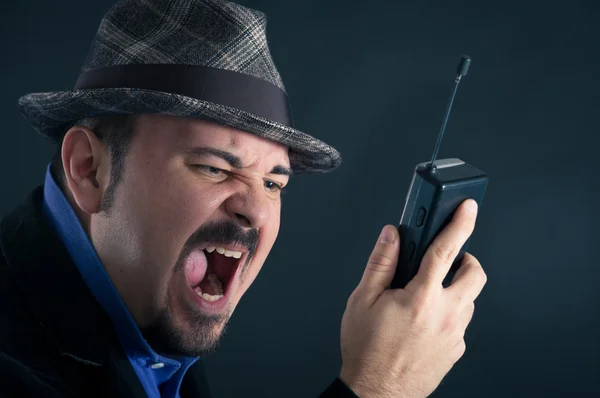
[195,165,227,178]
[264,180,283,193]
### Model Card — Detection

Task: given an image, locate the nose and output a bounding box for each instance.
[224,182,270,229]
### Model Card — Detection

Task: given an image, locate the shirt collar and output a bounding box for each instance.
[41,164,197,371]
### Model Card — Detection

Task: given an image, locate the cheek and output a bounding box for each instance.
[117,165,223,275]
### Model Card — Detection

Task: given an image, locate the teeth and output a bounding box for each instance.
[205,246,243,258]
[196,290,223,302]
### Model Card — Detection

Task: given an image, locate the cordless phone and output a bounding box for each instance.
[390,56,489,289]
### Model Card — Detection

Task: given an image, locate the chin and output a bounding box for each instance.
[143,221,259,356]
[142,301,233,357]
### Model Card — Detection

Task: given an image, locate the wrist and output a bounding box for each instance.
[339,371,399,398]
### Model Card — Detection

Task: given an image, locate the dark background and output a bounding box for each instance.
[1,0,599,396]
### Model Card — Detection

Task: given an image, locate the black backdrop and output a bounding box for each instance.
[1,0,599,396]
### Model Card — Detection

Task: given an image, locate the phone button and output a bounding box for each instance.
[416,207,427,227]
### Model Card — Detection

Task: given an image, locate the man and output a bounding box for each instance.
[0,0,487,397]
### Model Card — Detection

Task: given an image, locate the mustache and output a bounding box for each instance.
[176,220,259,271]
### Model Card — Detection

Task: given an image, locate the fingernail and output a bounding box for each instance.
[380,226,396,244]
[466,199,478,213]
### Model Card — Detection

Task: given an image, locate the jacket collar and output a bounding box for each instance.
[0,186,210,397]
[0,186,146,396]
[1,186,116,364]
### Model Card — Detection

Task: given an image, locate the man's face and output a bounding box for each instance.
[89,115,290,356]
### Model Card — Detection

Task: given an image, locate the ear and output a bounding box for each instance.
[61,126,110,214]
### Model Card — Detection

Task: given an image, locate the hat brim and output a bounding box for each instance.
[18,88,341,174]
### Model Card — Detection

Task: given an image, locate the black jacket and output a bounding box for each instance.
[0,187,357,397]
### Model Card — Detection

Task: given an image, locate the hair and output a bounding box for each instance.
[51,114,138,212]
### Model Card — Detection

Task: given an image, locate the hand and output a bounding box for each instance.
[339,199,487,398]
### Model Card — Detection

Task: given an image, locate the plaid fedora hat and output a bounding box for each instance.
[18,0,341,173]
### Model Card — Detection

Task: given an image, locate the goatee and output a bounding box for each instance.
[141,302,230,357]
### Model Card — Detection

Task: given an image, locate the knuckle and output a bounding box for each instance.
[345,293,355,309]
[367,253,393,270]
[478,268,488,286]
[441,312,459,333]
[461,252,476,267]
[462,303,476,333]
[455,340,467,360]
[432,242,458,264]
[346,290,360,309]
[463,260,487,288]
[468,266,487,289]
[409,292,433,322]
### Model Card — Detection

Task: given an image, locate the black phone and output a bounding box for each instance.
[389,56,489,289]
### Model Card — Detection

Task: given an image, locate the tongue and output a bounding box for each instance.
[185,249,208,287]
[198,273,224,296]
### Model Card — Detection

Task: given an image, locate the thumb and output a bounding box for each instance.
[357,225,400,306]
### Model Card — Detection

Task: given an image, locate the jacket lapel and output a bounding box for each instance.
[1,186,212,398]
[0,186,151,397]
[180,360,213,397]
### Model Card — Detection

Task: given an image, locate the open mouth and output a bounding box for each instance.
[186,244,247,304]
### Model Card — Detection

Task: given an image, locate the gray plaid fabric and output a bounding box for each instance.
[18,0,341,173]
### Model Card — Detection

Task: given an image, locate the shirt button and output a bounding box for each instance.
[150,362,165,369]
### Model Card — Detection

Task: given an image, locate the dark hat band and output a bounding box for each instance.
[74,64,293,126]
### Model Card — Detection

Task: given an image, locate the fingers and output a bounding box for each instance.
[447,252,487,306]
[356,225,400,307]
[412,199,478,289]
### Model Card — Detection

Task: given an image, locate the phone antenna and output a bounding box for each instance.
[428,55,471,171]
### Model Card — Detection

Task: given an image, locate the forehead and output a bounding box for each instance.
[136,114,290,167]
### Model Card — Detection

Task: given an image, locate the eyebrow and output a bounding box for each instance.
[185,146,293,176]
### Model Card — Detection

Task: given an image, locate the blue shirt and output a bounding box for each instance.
[41,165,198,398]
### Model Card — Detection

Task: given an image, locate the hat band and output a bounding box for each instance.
[74,64,292,126]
